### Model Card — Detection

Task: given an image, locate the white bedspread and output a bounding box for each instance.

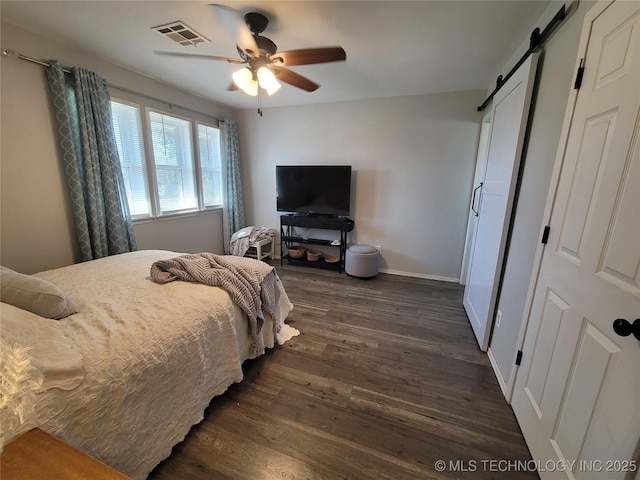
[0,250,297,479]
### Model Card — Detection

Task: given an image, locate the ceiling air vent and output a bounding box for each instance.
[152,21,210,47]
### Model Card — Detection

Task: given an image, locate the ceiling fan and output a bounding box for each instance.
[154,4,346,97]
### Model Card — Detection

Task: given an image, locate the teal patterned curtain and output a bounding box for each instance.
[221,118,246,253]
[46,61,136,261]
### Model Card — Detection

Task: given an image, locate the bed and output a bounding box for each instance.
[0,250,298,479]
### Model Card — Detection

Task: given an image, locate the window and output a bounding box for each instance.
[197,124,222,207]
[149,111,197,213]
[111,101,150,216]
[110,99,223,219]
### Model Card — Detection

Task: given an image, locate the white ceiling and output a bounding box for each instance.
[1,1,551,110]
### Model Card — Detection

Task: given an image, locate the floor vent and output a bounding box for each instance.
[152,21,210,47]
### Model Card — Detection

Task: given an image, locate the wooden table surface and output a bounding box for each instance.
[0,428,131,479]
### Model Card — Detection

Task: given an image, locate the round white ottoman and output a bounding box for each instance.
[345,245,379,278]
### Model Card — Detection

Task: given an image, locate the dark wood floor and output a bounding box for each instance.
[148,264,537,479]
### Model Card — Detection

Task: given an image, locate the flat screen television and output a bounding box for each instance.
[276,165,352,216]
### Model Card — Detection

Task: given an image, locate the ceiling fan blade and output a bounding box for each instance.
[270,47,346,66]
[209,4,259,58]
[154,50,244,64]
[271,66,319,92]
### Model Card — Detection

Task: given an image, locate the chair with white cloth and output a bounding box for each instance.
[230,226,276,261]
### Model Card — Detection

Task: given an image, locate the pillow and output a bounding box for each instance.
[0,266,76,319]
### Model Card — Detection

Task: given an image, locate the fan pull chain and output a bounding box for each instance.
[257,87,263,116]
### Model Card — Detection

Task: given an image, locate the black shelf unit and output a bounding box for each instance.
[280,214,354,273]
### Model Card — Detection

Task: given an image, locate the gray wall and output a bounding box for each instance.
[236,90,485,281]
[487,1,597,395]
[1,22,232,273]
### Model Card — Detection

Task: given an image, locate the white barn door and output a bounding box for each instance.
[460,112,492,286]
[463,53,539,351]
[512,1,640,476]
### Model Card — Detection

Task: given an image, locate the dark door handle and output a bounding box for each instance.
[612,319,640,340]
[471,182,483,217]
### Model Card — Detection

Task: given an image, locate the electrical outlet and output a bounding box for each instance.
[496,310,502,328]
[375,245,382,254]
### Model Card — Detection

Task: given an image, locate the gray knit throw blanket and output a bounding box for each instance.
[150,253,279,356]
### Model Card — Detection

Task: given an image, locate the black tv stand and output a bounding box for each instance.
[280,214,355,273]
[289,213,337,218]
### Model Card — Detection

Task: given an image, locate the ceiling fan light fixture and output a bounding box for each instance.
[232,67,258,96]
[265,82,281,96]
[257,67,281,95]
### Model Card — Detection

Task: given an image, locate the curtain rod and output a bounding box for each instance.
[2,48,225,123]
[477,1,578,112]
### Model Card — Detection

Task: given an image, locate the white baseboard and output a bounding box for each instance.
[487,347,510,401]
[379,268,459,283]
[274,255,459,283]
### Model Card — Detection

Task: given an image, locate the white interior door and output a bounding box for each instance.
[463,53,539,351]
[512,1,640,477]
